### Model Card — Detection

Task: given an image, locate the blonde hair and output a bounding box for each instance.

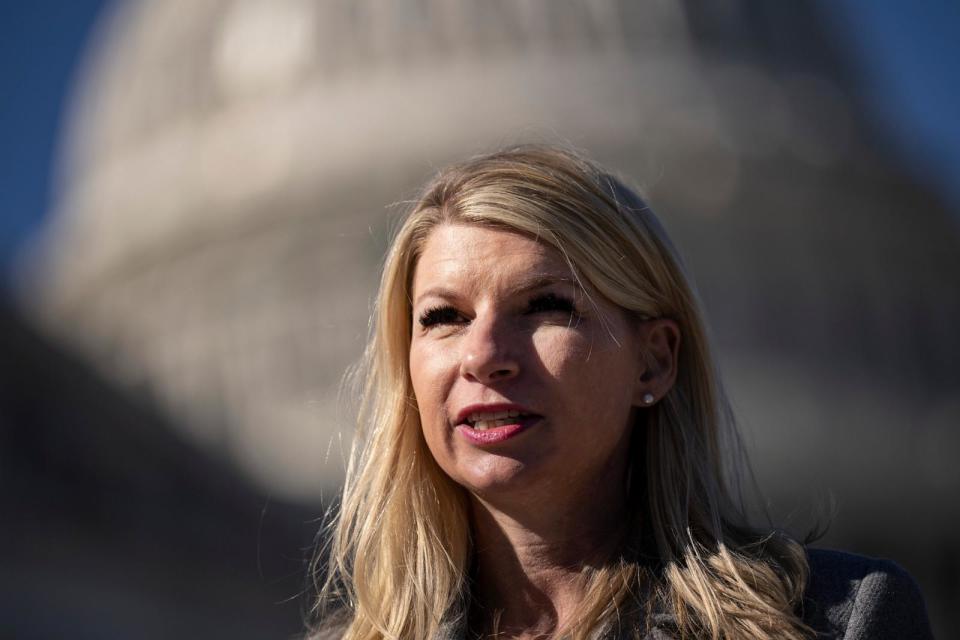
[311,146,813,639]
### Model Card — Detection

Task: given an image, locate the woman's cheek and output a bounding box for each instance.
[532,328,591,375]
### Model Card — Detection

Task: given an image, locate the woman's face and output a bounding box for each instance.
[408,223,647,502]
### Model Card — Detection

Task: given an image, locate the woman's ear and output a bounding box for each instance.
[632,318,681,407]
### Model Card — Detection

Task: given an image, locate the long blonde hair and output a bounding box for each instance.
[311,146,813,639]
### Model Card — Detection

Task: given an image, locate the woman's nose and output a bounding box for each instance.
[459,315,520,384]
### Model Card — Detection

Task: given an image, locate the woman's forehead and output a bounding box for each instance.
[411,224,576,301]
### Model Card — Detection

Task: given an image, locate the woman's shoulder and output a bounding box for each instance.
[802,547,933,640]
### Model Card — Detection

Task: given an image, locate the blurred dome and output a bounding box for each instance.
[39,0,713,301]
[26,0,941,504]
[24,0,718,501]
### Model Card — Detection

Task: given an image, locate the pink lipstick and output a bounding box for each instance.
[454,403,541,446]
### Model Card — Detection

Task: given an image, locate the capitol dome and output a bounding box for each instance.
[24,0,891,501]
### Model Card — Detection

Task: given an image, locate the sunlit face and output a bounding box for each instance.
[408,224,645,502]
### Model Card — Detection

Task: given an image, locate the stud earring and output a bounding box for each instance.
[642,393,655,405]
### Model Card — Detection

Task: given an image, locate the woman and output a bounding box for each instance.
[310,146,932,639]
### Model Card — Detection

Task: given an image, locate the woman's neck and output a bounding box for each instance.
[467,478,629,638]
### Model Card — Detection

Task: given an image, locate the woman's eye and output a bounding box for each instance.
[525,293,577,316]
[418,305,465,328]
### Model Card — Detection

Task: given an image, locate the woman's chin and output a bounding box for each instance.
[450,456,547,500]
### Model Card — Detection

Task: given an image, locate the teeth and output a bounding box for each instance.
[473,418,513,430]
[468,409,527,424]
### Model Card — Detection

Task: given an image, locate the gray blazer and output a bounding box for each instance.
[313,548,934,639]
[618,548,933,639]
[801,548,933,639]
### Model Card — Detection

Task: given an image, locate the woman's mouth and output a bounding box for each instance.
[455,405,541,444]
[465,409,533,430]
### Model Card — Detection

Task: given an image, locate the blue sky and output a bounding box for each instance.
[823,0,960,215]
[0,0,106,286]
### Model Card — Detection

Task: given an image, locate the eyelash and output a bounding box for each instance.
[418,293,577,328]
[418,305,462,327]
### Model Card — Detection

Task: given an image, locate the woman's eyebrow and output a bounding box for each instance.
[413,275,575,307]
[511,274,577,295]
[413,286,460,306]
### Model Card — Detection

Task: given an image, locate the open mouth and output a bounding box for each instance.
[463,409,537,430]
